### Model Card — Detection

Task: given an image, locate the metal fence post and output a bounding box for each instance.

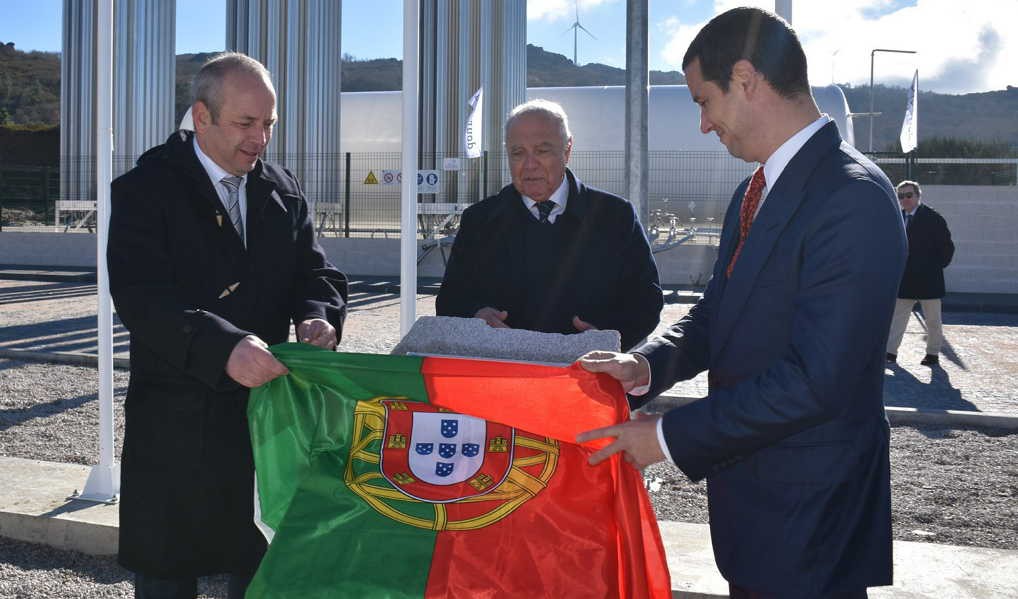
[482,150,488,199]
[344,152,352,238]
[43,165,52,223]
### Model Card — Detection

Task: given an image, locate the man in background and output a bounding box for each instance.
[886,179,955,366]
[436,99,662,350]
[108,52,347,598]
[578,8,905,597]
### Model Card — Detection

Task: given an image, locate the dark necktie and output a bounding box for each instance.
[220,176,245,244]
[903,210,912,229]
[726,166,766,278]
[536,201,555,224]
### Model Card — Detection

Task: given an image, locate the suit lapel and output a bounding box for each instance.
[711,122,842,358]
[174,136,248,253]
[245,167,286,257]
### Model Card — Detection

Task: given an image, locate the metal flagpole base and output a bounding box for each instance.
[71,462,121,504]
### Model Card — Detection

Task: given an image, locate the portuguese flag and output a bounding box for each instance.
[247,343,671,598]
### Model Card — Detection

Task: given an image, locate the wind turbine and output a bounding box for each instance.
[564,1,596,66]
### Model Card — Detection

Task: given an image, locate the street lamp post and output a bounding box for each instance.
[869,48,917,152]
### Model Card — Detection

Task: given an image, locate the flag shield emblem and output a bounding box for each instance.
[344,396,560,530]
[381,400,513,502]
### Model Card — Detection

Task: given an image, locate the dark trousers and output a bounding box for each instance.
[134,572,254,599]
[729,584,868,599]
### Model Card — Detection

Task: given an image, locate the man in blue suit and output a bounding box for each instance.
[578,8,906,598]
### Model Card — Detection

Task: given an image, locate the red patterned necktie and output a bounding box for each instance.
[726,166,766,278]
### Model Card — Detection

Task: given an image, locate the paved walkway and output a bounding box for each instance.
[2,278,1016,415]
[2,456,1016,598]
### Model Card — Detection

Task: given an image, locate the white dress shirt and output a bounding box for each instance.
[647,114,834,465]
[193,138,248,245]
[520,175,569,223]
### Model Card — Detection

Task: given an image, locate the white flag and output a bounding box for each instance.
[464,88,483,159]
[900,70,918,153]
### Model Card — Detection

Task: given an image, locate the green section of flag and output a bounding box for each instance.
[246,344,437,598]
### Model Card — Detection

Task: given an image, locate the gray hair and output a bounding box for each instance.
[896,179,921,195]
[504,99,572,147]
[192,52,274,122]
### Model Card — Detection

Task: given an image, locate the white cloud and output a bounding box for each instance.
[658,16,703,69]
[655,0,1018,94]
[528,0,617,22]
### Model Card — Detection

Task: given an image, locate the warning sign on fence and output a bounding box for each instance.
[364,171,379,185]
[417,170,440,194]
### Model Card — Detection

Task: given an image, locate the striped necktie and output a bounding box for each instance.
[220,176,245,244]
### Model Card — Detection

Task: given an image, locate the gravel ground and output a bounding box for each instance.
[1,289,1017,596]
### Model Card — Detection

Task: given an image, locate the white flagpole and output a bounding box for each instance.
[399,0,420,337]
[464,88,483,159]
[900,69,919,154]
[79,0,119,504]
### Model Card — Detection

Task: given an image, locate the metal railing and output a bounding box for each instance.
[2,152,1014,239]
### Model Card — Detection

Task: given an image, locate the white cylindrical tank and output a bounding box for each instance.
[338,84,856,220]
[340,84,855,153]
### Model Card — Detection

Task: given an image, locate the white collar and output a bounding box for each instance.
[761,115,831,193]
[193,137,246,189]
[522,175,569,212]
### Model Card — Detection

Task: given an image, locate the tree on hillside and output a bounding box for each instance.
[879,136,1017,186]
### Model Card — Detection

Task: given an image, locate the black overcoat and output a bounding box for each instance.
[436,169,662,350]
[899,203,954,299]
[108,131,347,578]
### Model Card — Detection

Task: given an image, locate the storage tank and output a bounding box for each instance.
[338,85,855,221]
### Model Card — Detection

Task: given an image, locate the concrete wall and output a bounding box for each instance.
[923,185,1018,294]
[2,183,1014,294]
[0,231,99,267]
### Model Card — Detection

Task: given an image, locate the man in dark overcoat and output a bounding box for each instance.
[435,99,663,351]
[107,52,347,598]
[886,179,955,366]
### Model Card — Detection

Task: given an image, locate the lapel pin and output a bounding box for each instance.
[216,212,223,227]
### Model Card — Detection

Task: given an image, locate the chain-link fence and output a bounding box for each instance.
[3,152,1015,238]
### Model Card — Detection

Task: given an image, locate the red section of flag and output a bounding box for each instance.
[420,356,672,599]
[420,357,625,449]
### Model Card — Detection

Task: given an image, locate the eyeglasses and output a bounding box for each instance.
[897,192,915,199]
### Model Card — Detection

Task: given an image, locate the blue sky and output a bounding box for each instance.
[1,0,1014,94]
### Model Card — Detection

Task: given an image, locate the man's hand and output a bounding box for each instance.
[572,316,598,332]
[576,416,665,469]
[474,307,510,329]
[577,351,650,393]
[297,318,337,350]
[226,335,289,388]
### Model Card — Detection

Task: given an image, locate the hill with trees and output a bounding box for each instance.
[2,40,1016,155]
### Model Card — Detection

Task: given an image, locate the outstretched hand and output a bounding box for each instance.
[577,351,650,393]
[297,318,337,350]
[226,335,289,388]
[576,416,665,469]
[474,307,510,329]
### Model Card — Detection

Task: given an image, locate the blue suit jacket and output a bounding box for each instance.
[634,122,906,596]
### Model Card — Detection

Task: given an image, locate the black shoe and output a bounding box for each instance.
[886,353,897,363]
[920,354,939,366]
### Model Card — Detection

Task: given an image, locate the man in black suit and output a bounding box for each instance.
[578,8,905,598]
[436,99,663,350]
[886,180,955,366]
[108,52,347,598]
